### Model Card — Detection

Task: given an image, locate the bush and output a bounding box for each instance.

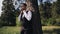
[0,19,4,27]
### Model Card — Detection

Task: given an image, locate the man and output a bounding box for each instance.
[18,3,33,34]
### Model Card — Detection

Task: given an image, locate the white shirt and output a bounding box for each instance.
[18,10,32,21]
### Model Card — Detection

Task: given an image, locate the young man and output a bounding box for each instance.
[18,3,33,34]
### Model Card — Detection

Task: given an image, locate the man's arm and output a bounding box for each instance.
[18,14,21,21]
[23,11,32,21]
[18,11,22,21]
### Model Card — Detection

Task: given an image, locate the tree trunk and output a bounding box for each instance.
[26,0,43,34]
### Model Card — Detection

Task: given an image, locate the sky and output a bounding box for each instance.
[0,0,3,16]
[0,0,57,16]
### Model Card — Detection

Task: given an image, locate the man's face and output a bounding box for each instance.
[20,4,26,10]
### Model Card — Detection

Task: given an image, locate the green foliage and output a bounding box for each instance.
[1,0,16,26]
[39,0,60,26]
[16,17,22,26]
[0,0,60,26]
[0,17,3,27]
[56,0,60,15]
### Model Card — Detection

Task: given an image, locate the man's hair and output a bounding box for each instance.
[21,3,27,7]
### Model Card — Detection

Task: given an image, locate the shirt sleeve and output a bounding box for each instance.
[23,11,32,21]
[18,14,21,21]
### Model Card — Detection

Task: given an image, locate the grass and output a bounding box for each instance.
[0,17,59,34]
[0,26,20,34]
[0,26,60,34]
[42,26,60,34]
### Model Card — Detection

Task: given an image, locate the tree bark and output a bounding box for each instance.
[26,0,43,34]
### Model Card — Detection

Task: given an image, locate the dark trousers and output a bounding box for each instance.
[21,18,33,34]
[21,29,33,34]
[21,22,33,34]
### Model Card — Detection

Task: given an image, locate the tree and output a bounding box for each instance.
[26,0,43,34]
[56,0,60,15]
[43,1,52,19]
[54,0,60,26]
[1,0,16,26]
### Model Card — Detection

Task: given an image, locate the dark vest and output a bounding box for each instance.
[21,11,33,29]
